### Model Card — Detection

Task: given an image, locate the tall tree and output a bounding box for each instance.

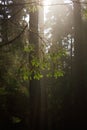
[72,0,87,127]
[29,1,41,129]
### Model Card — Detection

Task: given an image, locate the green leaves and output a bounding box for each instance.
[31,57,40,67]
[46,73,52,78]
[23,73,29,80]
[54,70,64,79]
[21,56,64,80]
[33,72,43,80]
[24,44,34,53]
[83,9,87,19]
[12,116,21,124]
[22,43,65,80]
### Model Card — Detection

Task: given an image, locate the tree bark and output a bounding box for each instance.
[29,3,41,130]
[72,0,86,126]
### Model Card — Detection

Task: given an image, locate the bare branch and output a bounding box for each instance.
[0,25,28,48]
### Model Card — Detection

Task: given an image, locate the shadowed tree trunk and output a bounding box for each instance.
[29,3,41,130]
[39,1,48,129]
[72,0,87,127]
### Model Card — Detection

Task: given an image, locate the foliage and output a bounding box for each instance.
[20,43,65,80]
[2,0,87,129]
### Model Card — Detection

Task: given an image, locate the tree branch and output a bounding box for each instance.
[0,25,28,48]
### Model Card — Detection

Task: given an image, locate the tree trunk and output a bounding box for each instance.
[72,0,86,127]
[29,4,41,130]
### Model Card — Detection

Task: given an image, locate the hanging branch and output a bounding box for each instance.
[0,24,28,48]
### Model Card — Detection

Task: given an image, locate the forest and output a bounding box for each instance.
[0,0,87,129]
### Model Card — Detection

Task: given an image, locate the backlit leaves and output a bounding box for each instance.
[21,45,65,80]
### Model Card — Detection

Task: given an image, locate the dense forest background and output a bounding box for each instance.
[0,0,87,129]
